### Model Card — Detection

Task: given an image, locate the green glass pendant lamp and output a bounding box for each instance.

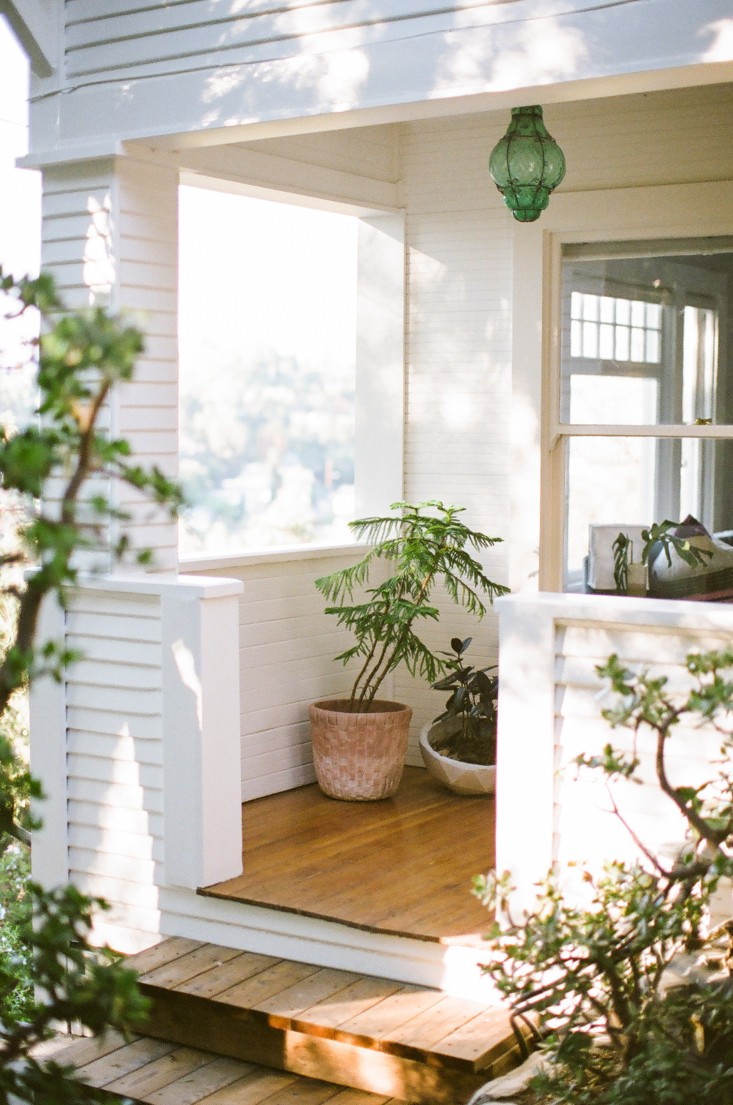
[489,105,566,222]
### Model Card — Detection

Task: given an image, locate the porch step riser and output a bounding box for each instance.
[140,985,488,1104]
[126,939,524,1105]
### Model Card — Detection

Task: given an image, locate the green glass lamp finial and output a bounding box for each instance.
[489,106,566,223]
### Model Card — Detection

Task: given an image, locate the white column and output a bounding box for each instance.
[41,154,180,570]
[28,593,69,888]
[161,575,244,889]
[495,593,557,915]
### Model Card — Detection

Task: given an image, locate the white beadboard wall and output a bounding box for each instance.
[65,587,165,951]
[41,157,179,569]
[184,547,367,800]
[394,112,513,742]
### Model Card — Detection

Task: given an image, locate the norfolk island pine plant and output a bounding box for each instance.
[309,501,508,800]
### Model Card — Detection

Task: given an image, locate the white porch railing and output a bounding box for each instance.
[496,591,733,915]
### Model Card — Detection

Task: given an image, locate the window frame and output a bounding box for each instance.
[176,180,406,562]
[506,182,733,594]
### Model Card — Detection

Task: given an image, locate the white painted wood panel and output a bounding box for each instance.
[497,593,733,916]
[394,113,512,753]
[64,586,165,947]
[40,157,179,569]
[185,547,368,799]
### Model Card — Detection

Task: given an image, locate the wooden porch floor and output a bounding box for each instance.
[201,767,494,943]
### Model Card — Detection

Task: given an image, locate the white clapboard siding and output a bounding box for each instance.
[65,587,165,947]
[183,547,367,800]
[62,0,536,83]
[497,594,733,915]
[40,158,179,570]
[553,619,733,871]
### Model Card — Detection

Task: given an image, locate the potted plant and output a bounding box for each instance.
[612,518,713,595]
[420,637,498,796]
[310,501,508,801]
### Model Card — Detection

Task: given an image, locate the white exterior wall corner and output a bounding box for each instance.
[29,592,69,889]
[25,1,733,160]
[40,155,179,569]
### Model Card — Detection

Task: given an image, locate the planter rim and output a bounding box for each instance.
[419,720,496,770]
[311,699,411,716]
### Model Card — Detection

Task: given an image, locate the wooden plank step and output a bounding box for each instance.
[128,939,525,1104]
[51,1032,401,1104]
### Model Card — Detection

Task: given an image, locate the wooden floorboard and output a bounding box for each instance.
[202,768,494,941]
[53,1035,402,1105]
[113,937,529,1103]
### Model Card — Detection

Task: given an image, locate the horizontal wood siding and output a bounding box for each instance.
[396,113,511,752]
[62,1,530,84]
[65,587,165,951]
[184,550,364,800]
[553,620,733,872]
[557,85,733,194]
[112,158,179,570]
[40,157,179,569]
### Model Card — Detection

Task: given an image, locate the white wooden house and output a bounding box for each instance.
[9,4,733,1083]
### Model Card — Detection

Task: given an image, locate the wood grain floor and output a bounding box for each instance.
[202,768,495,942]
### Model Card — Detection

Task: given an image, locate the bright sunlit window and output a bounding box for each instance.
[178,187,358,556]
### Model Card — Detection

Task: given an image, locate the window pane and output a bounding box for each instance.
[570,376,657,425]
[565,437,656,589]
[560,247,733,425]
[178,188,357,556]
[564,437,733,589]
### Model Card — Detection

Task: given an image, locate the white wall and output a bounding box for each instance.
[183,547,374,800]
[30,574,243,953]
[26,2,733,159]
[394,112,514,748]
[497,592,733,914]
[41,156,179,569]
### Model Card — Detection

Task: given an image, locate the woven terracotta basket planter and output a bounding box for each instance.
[309,699,413,801]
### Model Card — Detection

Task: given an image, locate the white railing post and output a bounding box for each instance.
[496,594,558,915]
[160,576,244,888]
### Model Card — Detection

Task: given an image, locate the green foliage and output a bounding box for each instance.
[612,531,631,593]
[477,647,733,1104]
[179,350,354,552]
[315,501,508,712]
[612,520,713,594]
[0,843,32,1022]
[0,269,182,1101]
[642,520,714,572]
[429,636,498,765]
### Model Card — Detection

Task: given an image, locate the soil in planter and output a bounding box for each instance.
[429,727,495,766]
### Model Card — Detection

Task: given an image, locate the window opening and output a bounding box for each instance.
[178,187,358,557]
[557,241,733,591]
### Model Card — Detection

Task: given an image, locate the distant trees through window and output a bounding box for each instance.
[178,186,357,556]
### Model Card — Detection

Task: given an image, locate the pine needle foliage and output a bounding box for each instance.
[315,501,508,713]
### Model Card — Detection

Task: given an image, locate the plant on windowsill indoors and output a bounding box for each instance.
[419,636,498,796]
[612,519,712,595]
[309,501,508,801]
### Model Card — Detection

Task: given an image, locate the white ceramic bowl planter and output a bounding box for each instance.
[419,719,496,796]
